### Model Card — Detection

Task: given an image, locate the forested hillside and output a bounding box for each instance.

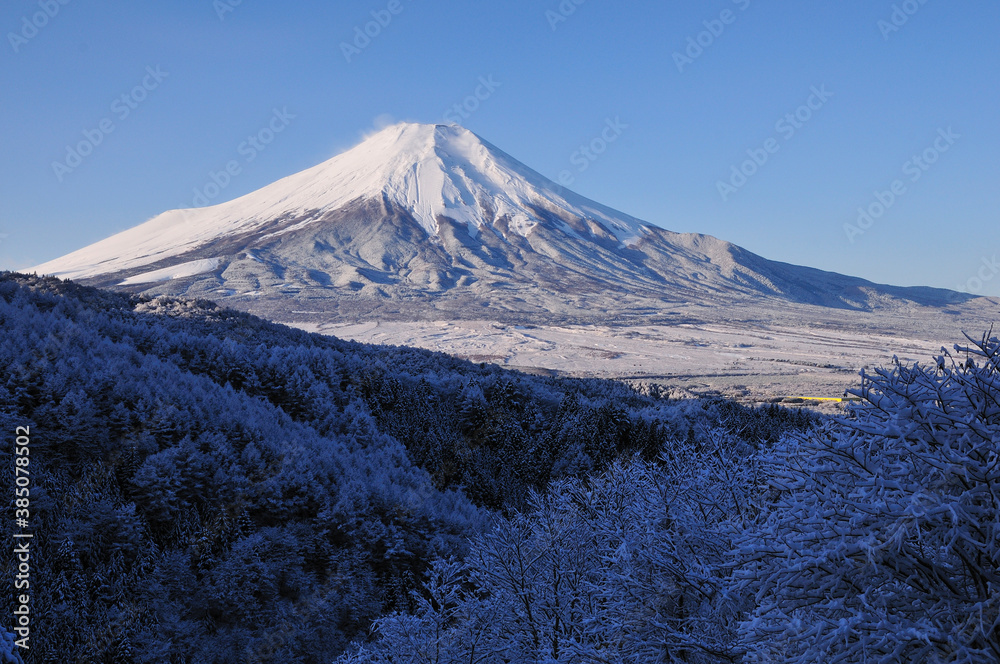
[0,273,815,663]
[344,331,1000,664]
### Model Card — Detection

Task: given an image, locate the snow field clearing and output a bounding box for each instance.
[290,318,944,405]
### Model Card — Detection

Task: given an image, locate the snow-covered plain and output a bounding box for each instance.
[290,317,947,406]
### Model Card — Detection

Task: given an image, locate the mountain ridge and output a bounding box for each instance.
[30,122,980,323]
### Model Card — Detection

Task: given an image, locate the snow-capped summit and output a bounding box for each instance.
[31,122,970,323]
[32,123,647,281]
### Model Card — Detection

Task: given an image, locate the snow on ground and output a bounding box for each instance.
[289,319,944,406]
[119,258,222,285]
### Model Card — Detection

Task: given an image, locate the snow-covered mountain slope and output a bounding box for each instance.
[30,122,977,323]
[32,123,648,280]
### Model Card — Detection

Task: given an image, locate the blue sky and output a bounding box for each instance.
[2,0,998,295]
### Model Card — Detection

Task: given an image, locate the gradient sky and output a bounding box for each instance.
[2,0,998,295]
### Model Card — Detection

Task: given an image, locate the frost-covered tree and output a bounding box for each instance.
[0,273,818,661]
[344,430,762,664]
[738,332,1000,663]
[0,630,25,664]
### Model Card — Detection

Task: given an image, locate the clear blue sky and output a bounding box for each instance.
[2,0,998,295]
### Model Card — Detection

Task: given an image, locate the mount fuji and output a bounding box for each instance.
[31,122,974,325]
